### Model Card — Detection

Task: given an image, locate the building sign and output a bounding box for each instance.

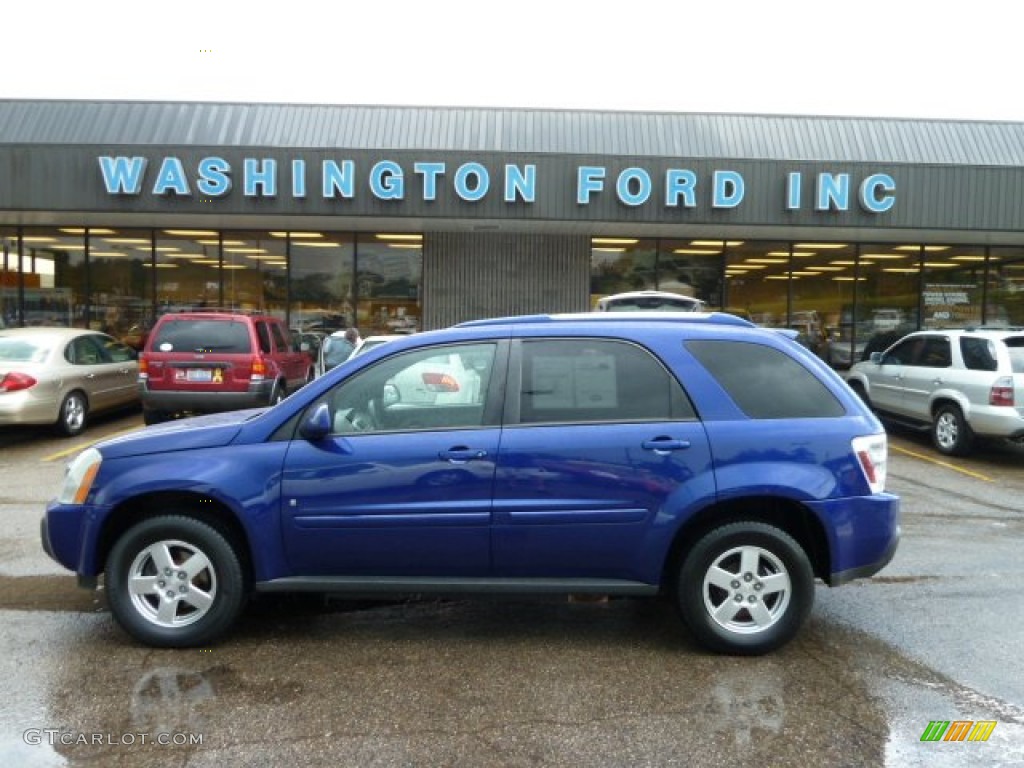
[98,156,896,214]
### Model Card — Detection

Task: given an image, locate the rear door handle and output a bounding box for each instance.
[641,438,691,454]
[439,447,488,464]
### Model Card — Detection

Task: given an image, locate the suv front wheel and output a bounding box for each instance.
[676,521,814,655]
[105,515,247,647]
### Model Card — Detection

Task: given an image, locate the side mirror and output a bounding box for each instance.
[382,382,400,407]
[869,352,883,364]
[299,403,332,441]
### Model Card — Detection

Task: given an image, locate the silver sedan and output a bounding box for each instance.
[0,327,139,436]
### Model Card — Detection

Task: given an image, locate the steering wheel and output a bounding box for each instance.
[345,405,377,432]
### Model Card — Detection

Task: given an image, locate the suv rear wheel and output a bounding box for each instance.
[105,515,247,647]
[932,403,974,457]
[676,521,814,655]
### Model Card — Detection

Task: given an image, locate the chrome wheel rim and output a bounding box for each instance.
[128,539,217,628]
[935,412,958,450]
[702,545,791,635]
[64,396,85,432]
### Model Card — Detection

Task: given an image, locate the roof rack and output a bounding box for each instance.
[458,311,755,328]
[962,324,1024,332]
[158,306,263,316]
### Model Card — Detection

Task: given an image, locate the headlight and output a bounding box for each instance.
[57,447,103,504]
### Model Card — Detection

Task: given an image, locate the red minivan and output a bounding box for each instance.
[139,310,314,425]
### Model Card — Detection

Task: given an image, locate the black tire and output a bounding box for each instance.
[105,515,247,648]
[143,408,169,426]
[305,368,315,385]
[676,521,814,655]
[55,391,88,436]
[270,382,287,406]
[932,403,974,457]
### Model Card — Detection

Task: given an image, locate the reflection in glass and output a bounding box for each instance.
[989,247,1024,326]
[290,232,355,335]
[356,233,422,335]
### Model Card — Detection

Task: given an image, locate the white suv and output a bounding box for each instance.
[846,328,1024,456]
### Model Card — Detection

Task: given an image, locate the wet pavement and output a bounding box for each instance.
[1,413,1022,766]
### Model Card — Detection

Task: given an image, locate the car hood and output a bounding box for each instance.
[96,408,266,459]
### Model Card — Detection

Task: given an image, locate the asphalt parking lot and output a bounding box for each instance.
[1,410,1023,767]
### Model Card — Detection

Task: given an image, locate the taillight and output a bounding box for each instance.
[990,376,1015,407]
[851,433,887,494]
[251,358,267,381]
[137,356,149,380]
[0,372,37,393]
[422,371,460,392]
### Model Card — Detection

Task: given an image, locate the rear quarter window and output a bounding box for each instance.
[686,339,845,419]
[1004,336,1024,374]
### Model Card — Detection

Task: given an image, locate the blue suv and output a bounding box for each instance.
[41,313,899,654]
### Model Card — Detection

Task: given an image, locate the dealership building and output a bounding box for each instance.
[2,99,1023,364]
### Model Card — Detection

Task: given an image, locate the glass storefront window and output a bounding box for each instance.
[858,243,921,358]
[219,231,286,317]
[1,227,16,328]
[19,228,85,328]
[789,241,857,367]
[88,227,153,344]
[590,238,656,305]
[658,239,726,308]
[919,245,986,329]
[289,231,355,335]
[356,233,422,335]
[724,241,790,326]
[988,247,1024,326]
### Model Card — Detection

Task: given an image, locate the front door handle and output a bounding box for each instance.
[641,438,691,454]
[439,447,488,464]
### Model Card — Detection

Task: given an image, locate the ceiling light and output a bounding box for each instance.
[592,238,639,245]
[375,233,423,241]
[794,243,848,249]
[162,229,218,236]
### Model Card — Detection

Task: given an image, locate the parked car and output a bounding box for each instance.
[595,290,705,312]
[846,328,1024,456]
[42,312,898,654]
[138,310,315,425]
[0,327,138,436]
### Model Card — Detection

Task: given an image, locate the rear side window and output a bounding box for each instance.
[960,337,998,371]
[151,320,252,354]
[1004,336,1024,374]
[687,340,845,419]
[519,339,694,424]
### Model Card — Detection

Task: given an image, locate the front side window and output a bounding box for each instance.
[880,337,920,366]
[319,342,498,434]
[687,340,844,419]
[518,339,693,424]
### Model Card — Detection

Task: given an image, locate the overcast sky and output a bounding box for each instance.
[5,0,1019,121]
